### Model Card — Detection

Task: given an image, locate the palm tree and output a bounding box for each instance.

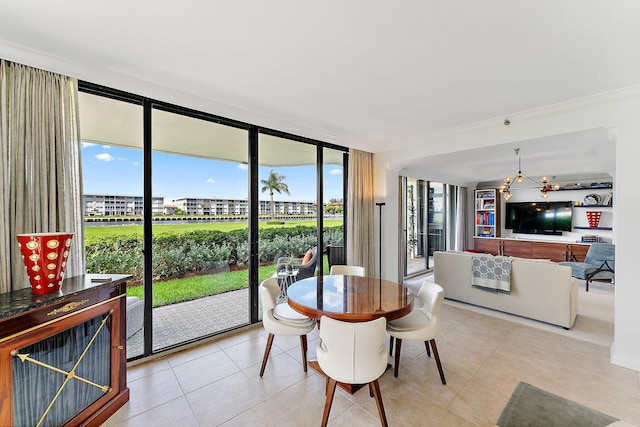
[261,170,290,220]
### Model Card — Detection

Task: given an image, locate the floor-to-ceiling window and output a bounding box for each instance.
[257,133,317,311]
[402,177,446,277]
[323,148,346,271]
[78,82,348,360]
[149,106,250,352]
[79,91,145,358]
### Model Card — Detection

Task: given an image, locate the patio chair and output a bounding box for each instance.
[559,243,615,292]
[276,247,317,281]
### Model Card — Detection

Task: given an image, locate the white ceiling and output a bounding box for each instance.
[0,1,638,182]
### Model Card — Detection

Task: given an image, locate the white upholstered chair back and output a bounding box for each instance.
[329,265,366,277]
[418,280,445,335]
[317,316,386,384]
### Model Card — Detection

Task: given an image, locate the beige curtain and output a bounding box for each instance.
[0,60,85,293]
[346,149,375,276]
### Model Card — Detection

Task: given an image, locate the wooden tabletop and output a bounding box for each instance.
[287,275,414,322]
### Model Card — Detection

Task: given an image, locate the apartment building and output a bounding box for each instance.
[83,194,164,216]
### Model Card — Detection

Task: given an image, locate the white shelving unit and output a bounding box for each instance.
[475,189,500,237]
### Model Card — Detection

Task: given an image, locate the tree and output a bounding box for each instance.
[260,170,290,220]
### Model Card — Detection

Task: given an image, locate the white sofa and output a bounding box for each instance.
[434,251,578,329]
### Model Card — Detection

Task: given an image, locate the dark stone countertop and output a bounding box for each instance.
[0,274,132,320]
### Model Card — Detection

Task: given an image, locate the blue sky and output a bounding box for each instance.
[81,144,344,204]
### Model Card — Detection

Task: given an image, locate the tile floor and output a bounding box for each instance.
[106,295,640,427]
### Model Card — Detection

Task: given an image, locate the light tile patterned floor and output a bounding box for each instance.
[107,281,640,427]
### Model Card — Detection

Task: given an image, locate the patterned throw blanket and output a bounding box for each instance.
[471,254,512,293]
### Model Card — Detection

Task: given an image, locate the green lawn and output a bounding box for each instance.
[127,255,331,307]
[85,218,343,242]
[89,218,340,307]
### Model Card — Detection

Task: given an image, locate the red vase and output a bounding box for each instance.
[586,211,601,228]
[16,233,74,294]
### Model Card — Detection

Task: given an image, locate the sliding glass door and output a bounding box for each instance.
[402,177,446,278]
[78,82,348,360]
[150,107,250,352]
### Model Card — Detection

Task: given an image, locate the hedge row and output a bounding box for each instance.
[86,225,343,282]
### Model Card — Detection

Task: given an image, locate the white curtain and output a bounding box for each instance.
[346,149,375,276]
[0,60,85,293]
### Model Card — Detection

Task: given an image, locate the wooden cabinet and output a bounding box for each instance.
[0,274,131,426]
[503,240,532,258]
[473,237,501,255]
[531,242,569,262]
[473,238,591,262]
[474,189,500,238]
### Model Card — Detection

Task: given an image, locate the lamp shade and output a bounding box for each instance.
[16,233,73,294]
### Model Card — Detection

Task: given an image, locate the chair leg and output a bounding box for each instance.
[370,379,388,427]
[368,382,374,398]
[321,378,338,427]
[299,335,308,372]
[393,338,402,377]
[424,340,431,357]
[259,333,275,377]
[389,335,394,356]
[429,339,446,385]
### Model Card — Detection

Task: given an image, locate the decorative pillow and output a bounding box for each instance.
[302,249,313,265]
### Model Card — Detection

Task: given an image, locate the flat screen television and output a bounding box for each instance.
[505,201,573,235]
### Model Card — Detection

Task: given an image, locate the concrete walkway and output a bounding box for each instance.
[126,289,250,358]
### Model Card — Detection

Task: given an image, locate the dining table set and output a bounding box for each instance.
[285,274,415,394]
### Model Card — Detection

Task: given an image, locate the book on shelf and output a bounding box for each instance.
[603,192,613,206]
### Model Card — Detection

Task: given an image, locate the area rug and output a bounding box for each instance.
[497,382,618,427]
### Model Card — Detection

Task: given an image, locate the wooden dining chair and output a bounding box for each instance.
[317,316,388,426]
[387,280,446,384]
[329,265,365,276]
[259,278,316,377]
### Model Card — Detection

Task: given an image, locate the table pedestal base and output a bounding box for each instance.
[308,360,392,395]
[308,361,367,394]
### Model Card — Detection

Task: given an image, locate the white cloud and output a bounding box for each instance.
[206,178,216,184]
[95,153,115,162]
[102,145,111,149]
[81,142,95,148]
[132,162,140,166]
[237,164,248,171]
[329,168,343,175]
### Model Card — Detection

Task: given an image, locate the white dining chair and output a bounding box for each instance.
[387,280,446,384]
[316,316,388,427]
[259,278,316,377]
[329,265,365,276]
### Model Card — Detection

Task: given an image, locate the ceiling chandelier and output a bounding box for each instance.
[499,148,558,200]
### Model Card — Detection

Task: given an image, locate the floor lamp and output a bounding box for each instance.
[376,202,385,278]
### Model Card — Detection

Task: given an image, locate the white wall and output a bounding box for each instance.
[374,85,640,372]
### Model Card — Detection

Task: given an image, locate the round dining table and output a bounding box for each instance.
[287,275,414,323]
